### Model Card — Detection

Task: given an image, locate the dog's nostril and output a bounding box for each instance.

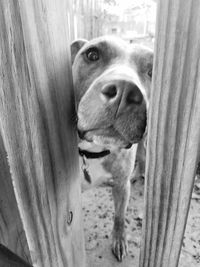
[126,86,143,105]
[101,84,117,99]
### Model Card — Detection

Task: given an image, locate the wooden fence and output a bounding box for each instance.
[0,0,200,266]
[71,0,103,40]
[0,0,85,266]
[139,0,200,266]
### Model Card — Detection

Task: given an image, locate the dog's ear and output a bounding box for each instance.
[71,39,88,64]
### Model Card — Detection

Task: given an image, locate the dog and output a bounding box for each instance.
[71,36,153,261]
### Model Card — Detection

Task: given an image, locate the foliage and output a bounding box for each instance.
[104,0,116,5]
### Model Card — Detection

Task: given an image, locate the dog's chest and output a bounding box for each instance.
[79,141,137,191]
[80,156,112,190]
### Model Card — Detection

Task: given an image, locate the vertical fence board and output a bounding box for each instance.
[0,244,32,267]
[71,0,103,40]
[140,0,200,266]
[0,134,31,263]
[0,0,85,266]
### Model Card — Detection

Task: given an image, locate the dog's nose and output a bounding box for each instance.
[101,81,143,115]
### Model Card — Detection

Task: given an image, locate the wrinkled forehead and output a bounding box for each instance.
[79,36,153,67]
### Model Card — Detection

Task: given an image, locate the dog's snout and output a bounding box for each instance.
[101,81,143,115]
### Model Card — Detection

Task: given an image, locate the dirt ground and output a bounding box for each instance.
[81,159,200,267]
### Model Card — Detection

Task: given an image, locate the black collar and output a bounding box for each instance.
[78,148,110,159]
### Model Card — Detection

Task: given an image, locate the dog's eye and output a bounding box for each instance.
[86,48,99,61]
[148,68,152,78]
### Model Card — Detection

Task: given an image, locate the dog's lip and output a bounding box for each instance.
[78,126,143,147]
[78,128,102,141]
[78,127,113,143]
[77,129,87,140]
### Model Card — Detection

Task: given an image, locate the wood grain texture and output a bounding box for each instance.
[0,0,85,266]
[72,0,103,40]
[139,0,200,267]
[0,244,32,267]
[0,134,31,263]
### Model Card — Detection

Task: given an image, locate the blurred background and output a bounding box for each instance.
[70,0,157,49]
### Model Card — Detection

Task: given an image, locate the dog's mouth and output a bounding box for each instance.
[78,126,143,150]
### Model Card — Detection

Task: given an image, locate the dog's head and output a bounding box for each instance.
[71,36,153,149]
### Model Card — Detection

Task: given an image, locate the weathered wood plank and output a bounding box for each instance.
[139,0,200,266]
[0,134,31,263]
[0,244,32,267]
[0,0,85,266]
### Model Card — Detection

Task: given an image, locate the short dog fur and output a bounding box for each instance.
[71,36,153,261]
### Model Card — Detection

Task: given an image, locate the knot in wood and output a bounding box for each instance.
[67,210,73,225]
